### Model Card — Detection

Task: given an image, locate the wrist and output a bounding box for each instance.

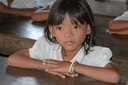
[39,60,45,70]
[68,60,78,74]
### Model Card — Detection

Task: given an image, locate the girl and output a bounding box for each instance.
[8,0,120,83]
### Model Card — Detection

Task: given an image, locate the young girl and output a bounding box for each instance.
[7,0,120,83]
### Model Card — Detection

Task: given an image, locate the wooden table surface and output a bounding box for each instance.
[0,56,123,85]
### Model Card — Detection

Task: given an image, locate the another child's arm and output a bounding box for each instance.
[43,59,120,83]
[31,7,50,22]
[31,0,55,22]
[107,20,128,35]
[0,2,37,17]
[108,20,128,31]
[107,11,128,35]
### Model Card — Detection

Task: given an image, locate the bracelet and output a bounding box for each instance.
[71,61,78,73]
[69,60,78,73]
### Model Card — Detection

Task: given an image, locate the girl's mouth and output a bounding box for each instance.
[65,41,75,45]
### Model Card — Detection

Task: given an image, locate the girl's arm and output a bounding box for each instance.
[7,49,45,69]
[7,50,72,78]
[43,59,120,83]
[75,62,120,83]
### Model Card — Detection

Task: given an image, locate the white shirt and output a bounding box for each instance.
[11,0,38,8]
[114,11,128,21]
[29,35,112,67]
[34,0,56,13]
[0,0,7,5]
[37,0,56,7]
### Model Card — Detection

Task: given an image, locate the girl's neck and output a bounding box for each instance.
[62,46,82,61]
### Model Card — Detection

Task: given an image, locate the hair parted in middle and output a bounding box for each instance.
[44,0,96,54]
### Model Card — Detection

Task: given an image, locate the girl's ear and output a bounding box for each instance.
[49,26,55,37]
[86,25,91,35]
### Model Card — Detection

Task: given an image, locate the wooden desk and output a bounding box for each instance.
[0,56,122,85]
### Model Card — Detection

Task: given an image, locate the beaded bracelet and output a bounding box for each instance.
[69,60,78,74]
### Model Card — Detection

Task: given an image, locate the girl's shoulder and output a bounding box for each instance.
[89,46,112,57]
[36,35,60,49]
[79,46,112,67]
[91,46,111,51]
[35,35,51,46]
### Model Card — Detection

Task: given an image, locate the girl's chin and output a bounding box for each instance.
[63,47,77,52]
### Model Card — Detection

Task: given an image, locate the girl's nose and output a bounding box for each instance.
[65,28,73,37]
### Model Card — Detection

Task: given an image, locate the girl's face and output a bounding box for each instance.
[49,14,91,52]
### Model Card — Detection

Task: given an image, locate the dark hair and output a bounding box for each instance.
[44,0,96,54]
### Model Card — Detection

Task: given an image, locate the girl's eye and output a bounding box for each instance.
[74,25,80,29]
[56,26,63,30]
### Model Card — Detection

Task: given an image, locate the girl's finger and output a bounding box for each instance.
[43,59,59,65]
[46,70,66,78]
[63,72,75,77]
[43,62,58,68]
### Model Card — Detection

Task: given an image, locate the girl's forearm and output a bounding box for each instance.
[74,63,120,83]
[7,53,43,70]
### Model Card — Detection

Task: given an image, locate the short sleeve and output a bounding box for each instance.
[114,11,128,21]
[11,0,38,8]
[94,47,112,67]
[29,35,60,60]
[29,36,48,60]
[34,8,49,13]
[0,0,8,6]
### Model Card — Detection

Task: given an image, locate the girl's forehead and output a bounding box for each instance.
[64,14,79,23]
[51,12,87,26]
[64,14,71,20]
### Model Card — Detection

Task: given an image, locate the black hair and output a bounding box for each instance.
[44,0,96,54]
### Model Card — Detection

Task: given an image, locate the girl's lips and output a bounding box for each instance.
[65,41,75,45]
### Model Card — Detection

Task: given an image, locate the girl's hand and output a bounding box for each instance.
[42,59,71,73]
[42,59,78,78]
[46,71,77,78]
[46,71,66,78]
